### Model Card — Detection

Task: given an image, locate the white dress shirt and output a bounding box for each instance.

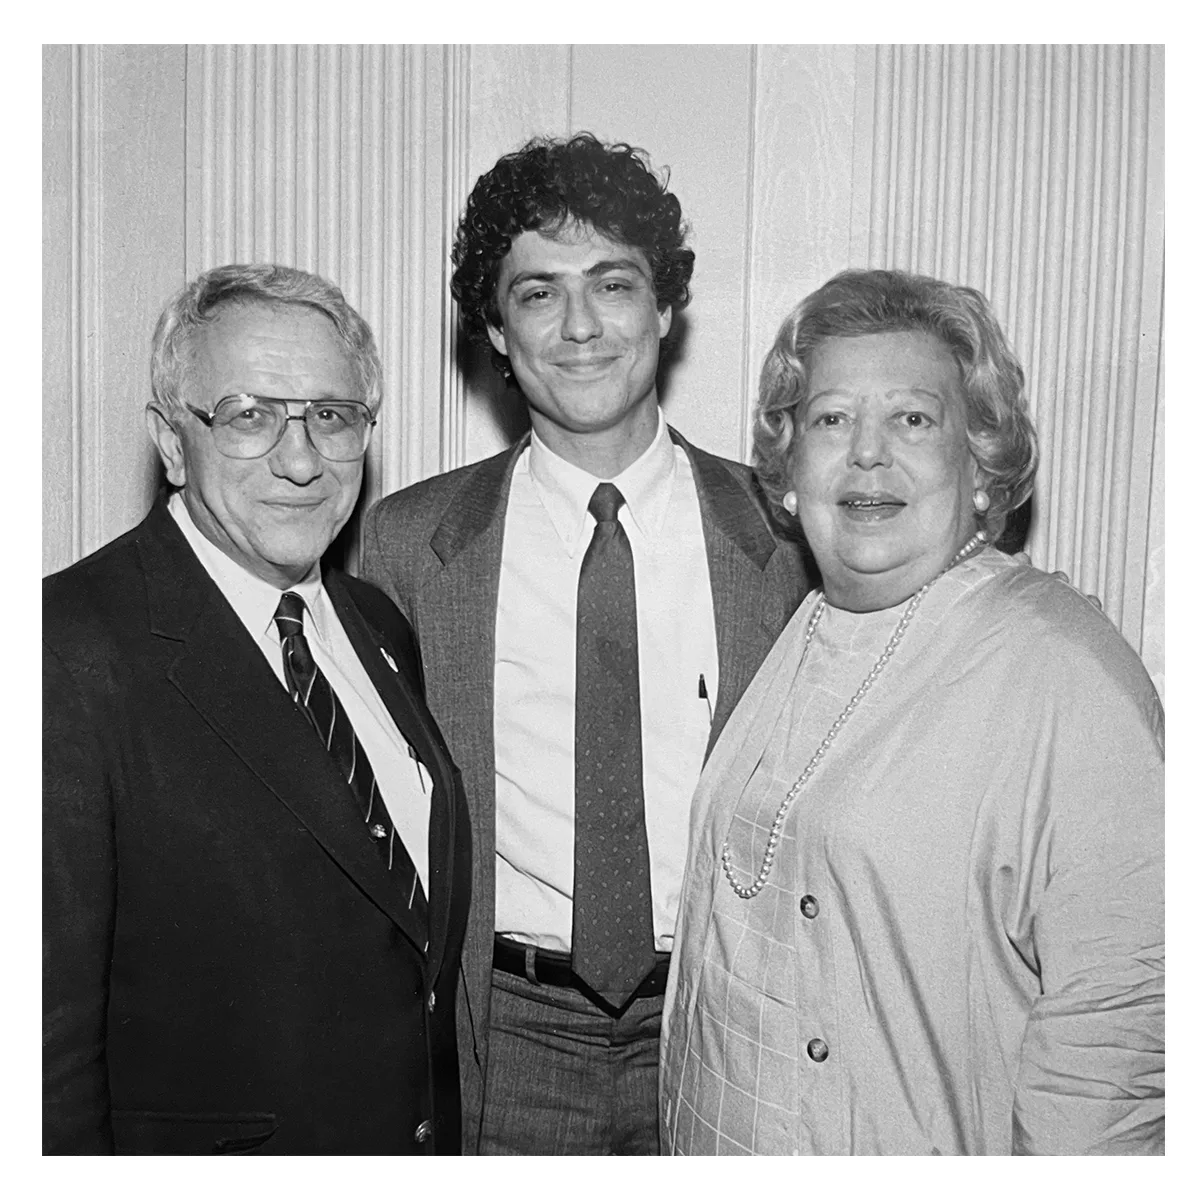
[493,412,719,952]
[168,493,431,890]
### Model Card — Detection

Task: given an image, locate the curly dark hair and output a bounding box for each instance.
[451,132,695,377]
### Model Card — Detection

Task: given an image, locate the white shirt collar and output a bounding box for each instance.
[167,492,328,645]
[526,410,677,555]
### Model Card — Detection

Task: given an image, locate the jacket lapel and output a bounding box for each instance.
[326,571,461,977]
[671,430,789,756]
[412,430,786,768]
[413,441,523,1040]
[139,503,428,952]
[418,439,524,825]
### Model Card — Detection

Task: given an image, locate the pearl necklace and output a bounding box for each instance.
[721,531,989,900]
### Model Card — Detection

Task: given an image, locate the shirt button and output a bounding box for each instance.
[414,1119,433,1144]
[369,823,388,839]
[807,1038,829,1063]
[799,894,820,919]
[427,990,437,1013]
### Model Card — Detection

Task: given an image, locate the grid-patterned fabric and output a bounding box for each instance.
[669,604,903,1154]
[662,551,1165,1155]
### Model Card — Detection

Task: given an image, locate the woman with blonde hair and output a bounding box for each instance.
[660,268,1164,1155]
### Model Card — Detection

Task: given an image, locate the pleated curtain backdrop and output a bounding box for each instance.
[849,44,1164,674]
[184,44,469,499]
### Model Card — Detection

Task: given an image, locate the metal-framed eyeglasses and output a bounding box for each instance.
[185,393,377,461]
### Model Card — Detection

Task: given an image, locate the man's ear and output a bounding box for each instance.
[486,322,508,359]
[145,406,187,488]
[658,304,672,340]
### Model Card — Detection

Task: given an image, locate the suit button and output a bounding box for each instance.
[799,894,820,919]
[414,1119,433,1144]
[427,990,436,1013]
[807,1038,829,1063]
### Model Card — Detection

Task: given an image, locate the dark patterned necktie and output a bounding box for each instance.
[570,484,656,1008]
[273,592,427,923]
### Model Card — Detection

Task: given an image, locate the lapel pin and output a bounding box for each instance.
[380,648,399,672]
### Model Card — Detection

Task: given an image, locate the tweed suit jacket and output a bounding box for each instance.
[359,426,809,1153]
[43,500,471,1154]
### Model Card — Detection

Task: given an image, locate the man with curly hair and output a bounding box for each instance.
[361,133,808,1154]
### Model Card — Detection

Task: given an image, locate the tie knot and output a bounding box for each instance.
[274,591,307,637]
[588,482,625,525]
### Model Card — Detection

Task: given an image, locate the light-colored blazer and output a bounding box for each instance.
[360,426,809,1152]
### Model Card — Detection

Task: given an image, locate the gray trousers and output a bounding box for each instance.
[479,967,663,1155]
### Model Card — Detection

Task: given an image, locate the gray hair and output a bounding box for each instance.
[149,263,383,418]
[754,268,1038,540]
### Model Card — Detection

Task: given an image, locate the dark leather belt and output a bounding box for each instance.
[493,935,671,999]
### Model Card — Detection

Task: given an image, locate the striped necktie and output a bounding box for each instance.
[273,591,427,923]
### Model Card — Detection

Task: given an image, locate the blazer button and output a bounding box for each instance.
[414,1119,433,1144]
[806,1037,829,1063]
[427,990,436,1013]
[799,894,820,919]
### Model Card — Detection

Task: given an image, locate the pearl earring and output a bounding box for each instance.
[783,490,799,516]
[973,488,990,513]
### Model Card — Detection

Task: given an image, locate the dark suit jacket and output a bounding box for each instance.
[43,501,471,1154]
[360,427,809,1152]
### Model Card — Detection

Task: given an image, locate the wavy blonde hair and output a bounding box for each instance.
[754,268,1038,540]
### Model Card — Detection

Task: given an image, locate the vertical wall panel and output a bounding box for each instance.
[851,44,1163,685]
[42,45,187,575]
[1130,51,1165,701]
[71,47,101,564]
[459,45,572,465]
[1142,345,1165,700]
[1009,50,1043,385]
[438,46,472,476]
[43,47,76,569]
[572,44,756,462]
[377,44,406,502]
[743,46,858,459]
[360,46,385,463]
[388,44,470,492]
[183,44,467,540]
[392,46,427,491]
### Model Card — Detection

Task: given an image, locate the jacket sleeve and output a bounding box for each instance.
[43,641,117,1153]
[1010,647,1165,1155]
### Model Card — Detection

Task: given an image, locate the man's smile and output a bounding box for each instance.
[551,355,620,373]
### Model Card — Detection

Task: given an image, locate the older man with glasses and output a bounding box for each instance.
[42,263,471,1155]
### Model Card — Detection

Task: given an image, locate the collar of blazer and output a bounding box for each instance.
[426,426,779,573]
[136,497,436,958]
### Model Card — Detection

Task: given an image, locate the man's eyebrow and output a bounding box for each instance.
[504,258,650,292]
[505,269,559,291]
[583,258,650,279]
